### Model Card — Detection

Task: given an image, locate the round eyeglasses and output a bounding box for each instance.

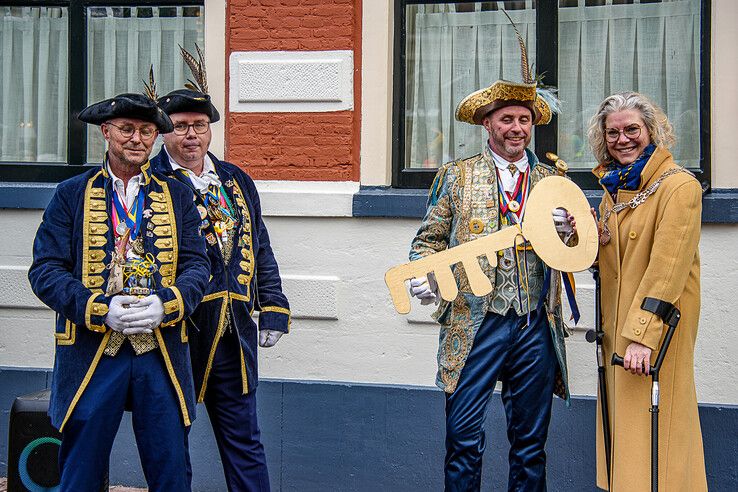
[172,121,210,135]
[604,124,642,143]
[105,122,157,140]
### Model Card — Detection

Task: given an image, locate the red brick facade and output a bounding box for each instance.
[226,0,362,181]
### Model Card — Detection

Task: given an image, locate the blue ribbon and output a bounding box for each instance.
[112,187,144,240]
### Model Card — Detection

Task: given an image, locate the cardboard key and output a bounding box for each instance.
[385,176,598,314]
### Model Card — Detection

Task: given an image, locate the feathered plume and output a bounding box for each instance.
[180,44,208,94]
[501,9,534,85]
[142,65,158,101]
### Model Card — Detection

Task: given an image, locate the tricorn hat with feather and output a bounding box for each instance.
[78,65,173,132]
[455,11,560,126]
[158,44,220,123]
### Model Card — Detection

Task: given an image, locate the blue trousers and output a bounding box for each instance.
[444,308,557,492]
[59,343,189,492]
[187,329,270,492]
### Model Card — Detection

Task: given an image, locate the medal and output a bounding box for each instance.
[116,222,128,235]
[197,205,208,220]
[600,227,611,245]
[508,200,520,213]
[131,237,145,256]
[206,232,217,245]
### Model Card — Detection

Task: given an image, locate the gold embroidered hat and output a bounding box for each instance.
[455,12,559,126]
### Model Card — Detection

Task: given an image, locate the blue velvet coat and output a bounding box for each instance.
[28,161,210,431]
[151,149,290,401]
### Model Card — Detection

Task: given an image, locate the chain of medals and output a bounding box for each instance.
[111,186,145,256]
[108,184,157,297]
[599,167,692,245]
[202,183,238,250]
[493,163,531,269]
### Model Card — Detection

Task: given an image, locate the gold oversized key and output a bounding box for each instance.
[385,176,598,314]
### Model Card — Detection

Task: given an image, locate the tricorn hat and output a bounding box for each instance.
[78,66,173,133]
[455,11,559,126]
[158,45,220,123]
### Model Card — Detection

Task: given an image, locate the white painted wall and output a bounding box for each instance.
[1,209,736,405]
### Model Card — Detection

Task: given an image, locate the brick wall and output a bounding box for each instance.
[226,0,362,181]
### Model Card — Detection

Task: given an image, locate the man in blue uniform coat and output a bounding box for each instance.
[151,47,290,492]
[28,89,210,491]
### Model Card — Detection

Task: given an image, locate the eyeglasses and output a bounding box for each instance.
[604,124,642,143]
[172,121,210,135]
[105,122,158,140]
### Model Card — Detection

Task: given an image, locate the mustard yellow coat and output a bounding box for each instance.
[594,147,707,491]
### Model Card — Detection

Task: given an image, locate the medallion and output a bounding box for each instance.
[131,237,145,256]
[197,205,208,220]
[508,200,520,213]
[206,232,217,246]
[600,228,611,246]
[116,222,128,235]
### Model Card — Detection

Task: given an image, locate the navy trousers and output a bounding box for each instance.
[59,343,189,492]
[188,329,270,492]
[444,308,557,492]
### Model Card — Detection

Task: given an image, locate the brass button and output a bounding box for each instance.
[634,328,642,336]
[629,231,637,239]
[469,218,485,234]
[639,317,647,325]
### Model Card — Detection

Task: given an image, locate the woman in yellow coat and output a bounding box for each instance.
[587,92,707,491]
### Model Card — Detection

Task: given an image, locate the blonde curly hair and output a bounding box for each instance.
[587,91,675,165]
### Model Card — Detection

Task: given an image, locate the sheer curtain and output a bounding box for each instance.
[87,6,203,161]
[558,0,700,168]
[406,3,536,169]
[0,7,68,162]
[405,0,700,170]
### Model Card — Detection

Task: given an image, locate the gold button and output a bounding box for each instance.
[469,218,485,234]
[629,231,637,239]
[634,328,642,336]
[639,317,647,324]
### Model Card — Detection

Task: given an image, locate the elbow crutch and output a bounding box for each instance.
[612,297,681,492]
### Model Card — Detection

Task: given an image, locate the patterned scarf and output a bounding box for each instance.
[599,144,656,196]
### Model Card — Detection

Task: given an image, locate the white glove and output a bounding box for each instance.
[552,207,575,242]
[105,295,144,332]
[259,329,283,348]
[410,274,439,305]
[119,295,165,335]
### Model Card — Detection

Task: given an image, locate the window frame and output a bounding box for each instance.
[0,0,204,183]
[391,0,711,191]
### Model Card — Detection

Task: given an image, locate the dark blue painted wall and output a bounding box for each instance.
[1,368,736,491]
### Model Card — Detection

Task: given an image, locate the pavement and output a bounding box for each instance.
[0,478,146,491]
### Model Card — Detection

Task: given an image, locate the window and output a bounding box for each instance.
[0,1,204,183]
[393,0,710,190]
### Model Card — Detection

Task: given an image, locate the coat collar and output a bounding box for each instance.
[100,153,152,186]
[152,147,234,190]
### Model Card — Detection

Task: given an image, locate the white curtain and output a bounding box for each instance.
[0,7,68,162]
[87,6,203,162]
[406,3,536,169]
[405,0,700,170]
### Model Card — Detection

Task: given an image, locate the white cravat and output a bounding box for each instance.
[165,146,221,194]
[490,149,529,193]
